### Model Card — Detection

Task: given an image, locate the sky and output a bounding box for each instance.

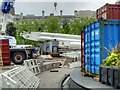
[0,0,117,16]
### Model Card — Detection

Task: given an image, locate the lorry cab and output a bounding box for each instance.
[0,35,34,65]
[0,0,36,65]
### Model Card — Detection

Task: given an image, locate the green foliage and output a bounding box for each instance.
[103,44,120,67]
[64,17,96,35]
[14,19,40,46]
[42,16,61,33]
[61,23,70,34]
[103,53,119,67]
[15,19,41,32]
[6,22,16,36]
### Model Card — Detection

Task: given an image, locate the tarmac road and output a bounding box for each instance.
[37,67,72,88]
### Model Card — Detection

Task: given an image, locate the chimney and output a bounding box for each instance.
[50,13,54,16]
[20,13,23,18]
[60,10,63,17]
[42,10,45,18]
[20,13,23,16]
[74,10,78,17]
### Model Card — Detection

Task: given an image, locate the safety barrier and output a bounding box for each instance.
[24,59,41,75]
[24,59,61,74]
[0,59,61,89]
[1,66,40,88]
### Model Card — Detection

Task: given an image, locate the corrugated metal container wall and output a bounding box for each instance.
[96,3,120,20]
[81,31,84,71]
[84,20,120,74]
[0,39,10,66]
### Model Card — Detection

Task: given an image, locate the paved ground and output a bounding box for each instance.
[0,64,21,73]
[0,58,80,89]
[37,67,72,88]
[70,68,116,90]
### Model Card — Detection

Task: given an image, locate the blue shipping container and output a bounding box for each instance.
[84,20,120,74]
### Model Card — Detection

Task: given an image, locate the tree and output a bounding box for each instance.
[61,23,70,34]
[14,19,40,45]
[42,16,61,33]
[6,22,16,36]
[69,17,96,35]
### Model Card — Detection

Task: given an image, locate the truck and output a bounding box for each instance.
[0,0,35,64]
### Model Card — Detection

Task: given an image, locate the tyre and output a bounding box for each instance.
[12,52,25,64]
[114,85,118,89]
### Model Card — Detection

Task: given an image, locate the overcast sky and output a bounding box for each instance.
[0,0,117,16]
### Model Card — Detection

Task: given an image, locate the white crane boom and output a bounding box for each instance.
[0,0,16,46]
[22,32,81,49]
[0,0,15,34]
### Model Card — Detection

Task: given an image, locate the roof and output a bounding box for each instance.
[22,15,75,20]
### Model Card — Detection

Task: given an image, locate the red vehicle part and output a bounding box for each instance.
[81,31,84,72]
[0,39,10,66]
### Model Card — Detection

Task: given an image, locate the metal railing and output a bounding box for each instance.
[1,66,40,88]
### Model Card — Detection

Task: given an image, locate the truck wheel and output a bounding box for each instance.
[12,52,25,64]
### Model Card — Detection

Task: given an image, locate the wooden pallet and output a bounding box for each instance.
[82,72,90,77]
[82,71,98,77]
[93,76,100,82]
[48,52,60,57]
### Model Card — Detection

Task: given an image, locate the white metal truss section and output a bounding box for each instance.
[24,59,61,74]
[1,66,40,88]
[24,59,41,75]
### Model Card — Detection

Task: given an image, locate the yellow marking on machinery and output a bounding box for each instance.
[0,48,4,71]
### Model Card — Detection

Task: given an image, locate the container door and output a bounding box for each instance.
[93,22,100,74]
[84,26,91,73]
[86,22,100,74]
[90,23,96,74]
[89,22,100,74]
